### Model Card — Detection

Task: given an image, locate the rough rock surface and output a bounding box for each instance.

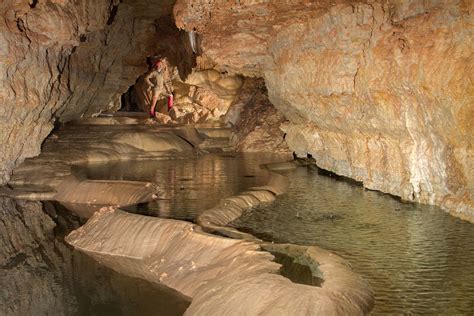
[0,198,76,315]
[0,0,194,184]
[228,79,290,153]
[174,0,474,220]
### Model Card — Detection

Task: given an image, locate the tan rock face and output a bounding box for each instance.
[174,0,474,220]
[0,0,193,183]
[171,69,243,123]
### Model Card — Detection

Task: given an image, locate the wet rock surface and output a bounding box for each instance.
[4,120,200,216]
[174,0,474,220]
[0,198,76,315]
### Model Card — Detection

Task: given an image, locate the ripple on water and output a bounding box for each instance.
[231,167,474,314]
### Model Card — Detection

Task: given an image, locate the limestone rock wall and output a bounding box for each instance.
[228,78,290,153]
[174,0,473,219]
[0,0,194,184]
[0,0,111,183]
[0,198,76,315]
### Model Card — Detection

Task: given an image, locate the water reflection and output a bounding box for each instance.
[0,198,189,316]
[231,167,474,314]
[84,153,286,221]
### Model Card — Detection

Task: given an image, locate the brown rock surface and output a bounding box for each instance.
[174,0,474,220]
[228,79,290,153]
[0,197,76,315]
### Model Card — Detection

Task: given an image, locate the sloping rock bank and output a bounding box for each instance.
[66,208,373,315]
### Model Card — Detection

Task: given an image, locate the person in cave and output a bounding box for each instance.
[135,57,174,117]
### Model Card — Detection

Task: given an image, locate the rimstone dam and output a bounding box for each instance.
[0,1,473,315]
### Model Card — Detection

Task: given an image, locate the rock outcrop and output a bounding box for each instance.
[227,78,290,153]
[171,69,243,123]
[174,0,474,220]
[0,198,76,315]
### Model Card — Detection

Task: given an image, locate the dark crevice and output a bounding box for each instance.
[29,0,38,9]
[107,5,119,25]
[16,19,26,32]
[1,253,27,269]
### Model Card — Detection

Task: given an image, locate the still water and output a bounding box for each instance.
[1,153,285,315]
[4,154,473,315]
[231,166,474,314]
[84,153,285,221]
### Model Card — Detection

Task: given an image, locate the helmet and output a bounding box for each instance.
[152,59,162,69]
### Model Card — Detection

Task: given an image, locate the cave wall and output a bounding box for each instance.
[0,0,194,184]
[174,0,473,219]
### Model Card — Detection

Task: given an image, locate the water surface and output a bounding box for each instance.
[231,166,474,314]
[84,153,285,221]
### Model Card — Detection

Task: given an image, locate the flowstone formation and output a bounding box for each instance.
[66,207,373,315]
[171,69,243,123]
[174,0,474,220]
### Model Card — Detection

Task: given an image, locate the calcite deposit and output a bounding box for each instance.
[174,0,474,220]
[171,69,243,123]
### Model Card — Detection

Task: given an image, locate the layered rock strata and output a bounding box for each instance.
[174,0,474,220]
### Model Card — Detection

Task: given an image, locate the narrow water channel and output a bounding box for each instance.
[231,166,474,314]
